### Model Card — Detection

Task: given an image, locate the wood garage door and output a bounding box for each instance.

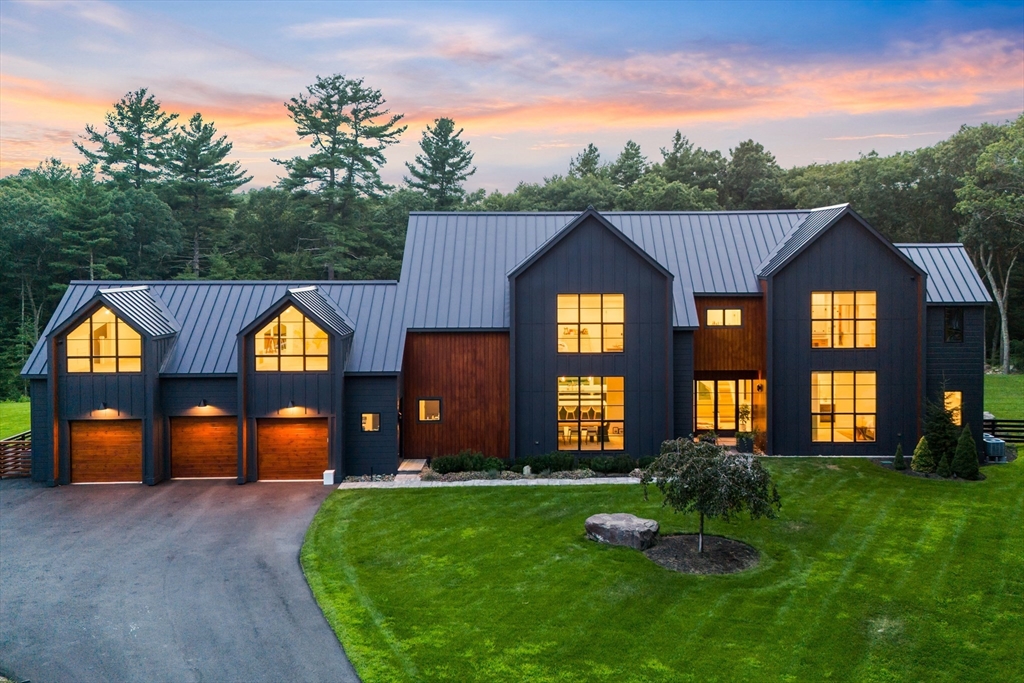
[170,417,237,478]
[257,418,328,480]
[70,420,143,483]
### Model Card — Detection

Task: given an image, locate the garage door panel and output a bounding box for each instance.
[257,419,327,480]
[171,417,237,478]
[71,420,143,483]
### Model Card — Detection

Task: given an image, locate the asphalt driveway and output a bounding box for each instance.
[0,479,359,683]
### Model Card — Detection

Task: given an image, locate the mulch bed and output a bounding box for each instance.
[644,534,759,575]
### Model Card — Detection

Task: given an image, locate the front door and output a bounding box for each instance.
[694,379,753,436]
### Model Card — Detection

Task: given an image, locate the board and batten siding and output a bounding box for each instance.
[344,375,400,475]
[925,305,985,458]
[768,214,923,455]
[29,379,52,482]
[512,216,673,459]
[673,331,695,439]
[693,296,766,375]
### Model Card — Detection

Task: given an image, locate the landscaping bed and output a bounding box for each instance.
[643,533,760,574]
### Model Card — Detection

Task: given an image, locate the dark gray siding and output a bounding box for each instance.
[344,376,399,475]
[512,216,674,458]
[30,379,52,483]
[59,373,146,419]
[926,306,985,458]
[161,378,238,415]
[769,214,923,455]
[673,332,694,439]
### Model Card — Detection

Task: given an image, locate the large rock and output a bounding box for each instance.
[585,513,659,550]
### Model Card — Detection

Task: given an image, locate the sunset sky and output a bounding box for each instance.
[2,0,1022,192]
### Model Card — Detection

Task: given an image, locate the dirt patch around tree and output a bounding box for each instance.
[644,534,760,575]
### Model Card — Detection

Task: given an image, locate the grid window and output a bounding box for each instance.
[706,308,742,327]
[557,376,624,451]
[361,413,380,432]
[944,391,963,426]
[254,305,329,372]
[418,399,441,422]
[811,371,876,442]
[557,294,624,353]
[67,307,142,373]
[944,308,964,343]
[811,291,876,348]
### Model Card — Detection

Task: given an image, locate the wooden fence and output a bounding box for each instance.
[0,431,31,479]
[983,419,1024,443]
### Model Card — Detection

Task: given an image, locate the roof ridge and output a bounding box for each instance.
[895,243,967,247]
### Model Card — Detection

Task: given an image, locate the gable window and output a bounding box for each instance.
[67,306,141,373]
[361,413,380,432]
[557,376,624,451]
[811,371,876,442]
[944,307,964,343]
[418,399,441,422]
[811,291,876,348]
[255,305,329,372]
[706,308,742,327]
[557,294,624,353]
[944,391,963,426]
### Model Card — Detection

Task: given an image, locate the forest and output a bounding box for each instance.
[1,74,1021,399]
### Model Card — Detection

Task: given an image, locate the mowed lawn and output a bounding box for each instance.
[0,401,31,439]
[302,458,1024,683]
[984,374,1024,420]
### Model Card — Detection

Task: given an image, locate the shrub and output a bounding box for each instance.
[893,442,906,470]
[925,401,959,471]
[518,452,581,473]
[638,455,657,469]
[911,437,936,473]
[937,446,953,478]
[952,424,980,480]
[430,450,504,474]
[589,454,637,474]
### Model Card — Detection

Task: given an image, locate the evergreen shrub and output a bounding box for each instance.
[893,442,906,470]
[952,424,980,480]
[911,437,936,473]
[431,450,504,474]
[589,454,637,473]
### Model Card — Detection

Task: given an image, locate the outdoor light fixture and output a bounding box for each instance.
[198,399,208,407]
[288,400,296,408]
[756,383,765,393]
[100,402,108,410]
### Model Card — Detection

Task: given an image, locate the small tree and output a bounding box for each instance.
[925,400,959,469]
[893,442,906,470]
[937,446,953,478]
[911,436,936,473]
[952,424,981,480]
[641,438,780,553]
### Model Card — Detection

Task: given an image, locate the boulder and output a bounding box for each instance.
[585,513,659,550]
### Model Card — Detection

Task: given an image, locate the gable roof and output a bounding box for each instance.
[283,286,355,337]
[60,285,180,338]
[896,244,992,304]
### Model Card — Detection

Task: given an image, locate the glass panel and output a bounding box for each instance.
[419,399,441,421]
[725,309,742,326]
[812,372,833,415]
[602,324,624,352]
[120,338,142,357]
[944,391,962,426]
[579,295,601,324]
[580,421,601,451]
[856,291,876,319]
[833,373,855,413]
[855,415,876,442]
[602,294,624,323]
[118,321,140,340]
[68,320,91,340]
[67,339,91,357]
[361,413,380,432]
[93,322,116,357]
[558,324,578,353]
[558,377,579,421]
[305,321,328,355]
[557,295,579,323]
[579,377,602,420]
[93,307,116,324]
[305,356,328,372]
[280,321,303,356]
[717,380,736,431]
[118,357,141,373]
[738,380,753,431]
[695,381,715,430]
[833,319,855,348]
[558,422,579,451]
[255,356,278,372]
[578,324,600,353]
[68,358,91,373]
[93,356,116,373]
[811,292,831,320]
[833,291,855,319]
[605,422,625,451]
[811,414,831,442]
[706,309,724,326]
[833,414,855,442]
[605,376,624,392]
[280,356,303,372]
[856,320,876,348]
[811,321,832,348]
[256,322,278,356]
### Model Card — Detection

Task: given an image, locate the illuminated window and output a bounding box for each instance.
[557,376,624,451]
[811,291,876,348]
[706,308,742,327]
[66,307,142,373]
[361,413,380,432]
[811,371,876,443]
[557,294,624,353]
[944,391,963,426]
[418,399,441,422]
[255,306,329,372]
[944,308,964,343]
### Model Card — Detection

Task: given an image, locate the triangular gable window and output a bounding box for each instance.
[67,306,142,373]
[255,305,329,372]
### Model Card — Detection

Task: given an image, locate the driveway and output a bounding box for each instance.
[0,479,359,683]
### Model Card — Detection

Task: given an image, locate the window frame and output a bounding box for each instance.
[557,376,625,452]
[811,371,877,443]
[705,308,743,328]
[943,307,964,344]
[810,290,876,349]
[361,413,381,432]
[417,398,442,423]
[253,305,330,372]
[557,294,625,354]
[66,306,143,374]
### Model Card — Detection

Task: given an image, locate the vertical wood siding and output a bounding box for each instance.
[403,332,509,459]
[693,296,766,374]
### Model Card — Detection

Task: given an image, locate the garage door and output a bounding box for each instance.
[170,417,237,478]
[70,420,143,483]
[256,418,328,480]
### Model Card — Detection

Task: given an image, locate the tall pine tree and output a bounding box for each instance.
[405,117,476,210]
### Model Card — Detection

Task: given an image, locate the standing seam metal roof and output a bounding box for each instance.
[96,286,180,337]
[287,286,355,337]
[896,244,992,304]
[756,204,849,277]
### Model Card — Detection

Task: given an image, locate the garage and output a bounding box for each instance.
[256,418,328,480]
[170,417,238,478]
[70,420,143,483]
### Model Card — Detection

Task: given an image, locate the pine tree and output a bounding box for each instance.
[568,144,603,179]
[405,117,476,210]
[924,400,959,469]
[952,424,980,480]
[911,436,936,473]
[893,442,906,470]
[937,445,953,478]
[654,131,726,193]
[74,89,178,190]
[723,139,791,209]
[609,141,648,189]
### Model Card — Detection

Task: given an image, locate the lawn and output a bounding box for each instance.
[985,374,1024,420]
[0,401,31,439]
[302,459,1024,683]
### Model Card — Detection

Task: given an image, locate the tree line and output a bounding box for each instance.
[1,74,1021,398]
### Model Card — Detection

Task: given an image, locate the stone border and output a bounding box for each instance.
[337,476,640,490]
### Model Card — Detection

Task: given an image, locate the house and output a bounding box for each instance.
[21,205,991,485]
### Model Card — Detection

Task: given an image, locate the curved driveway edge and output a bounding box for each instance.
[0,479,358,683]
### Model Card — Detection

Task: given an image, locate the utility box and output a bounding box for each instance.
[983,435,1006,463]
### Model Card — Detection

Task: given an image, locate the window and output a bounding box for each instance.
[944,391,963,426]
[255,305,329,372]
[944,307,964,343]
[361,413,380,432]
[557,294,624,353]
[811,371,876,442]
[557,376,624,451]
[418,399,441,422]
[811,291,876,348]
[67,306,142,373]
[706,308,742,327]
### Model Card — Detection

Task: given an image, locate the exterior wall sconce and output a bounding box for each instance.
[198,399,208,407]
[288,400,296,408]
[755,383,765,393]
[100,402,108,410]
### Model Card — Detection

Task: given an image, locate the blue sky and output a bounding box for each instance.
[2,0,1021,191]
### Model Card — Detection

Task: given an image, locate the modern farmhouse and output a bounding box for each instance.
[21,205,991,484]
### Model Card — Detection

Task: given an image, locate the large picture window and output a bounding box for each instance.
[557,376,624,451]
[67,306,142,373]
[255,305,329,372]
[811,371,876,443]
[557,294,624,353]
[811,291,876,348]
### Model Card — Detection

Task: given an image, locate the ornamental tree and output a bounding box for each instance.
[641,438,780,553]
[952,424,981,480]
[911,436,936,473]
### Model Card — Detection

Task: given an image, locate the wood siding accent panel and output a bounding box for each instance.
[403,332,509,459]
[693,296,765,374]
[70,420,142,483]
[170,417,237,478]
[256,418,327,480]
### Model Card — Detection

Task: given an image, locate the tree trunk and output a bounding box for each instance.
[89,250,95,281]
[192,229,201,277]
[698,512,704,553]
[327,263,334,280]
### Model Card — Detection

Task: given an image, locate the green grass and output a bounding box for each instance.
[302,459,1024,682]
[0,401,31,439]
[985,374,1024,420]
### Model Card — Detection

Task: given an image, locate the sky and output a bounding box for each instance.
[1,0,1022,193]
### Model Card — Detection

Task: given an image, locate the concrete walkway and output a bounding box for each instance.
[339,476,641,490]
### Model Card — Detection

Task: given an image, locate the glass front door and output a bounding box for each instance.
[694,379,752,436]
